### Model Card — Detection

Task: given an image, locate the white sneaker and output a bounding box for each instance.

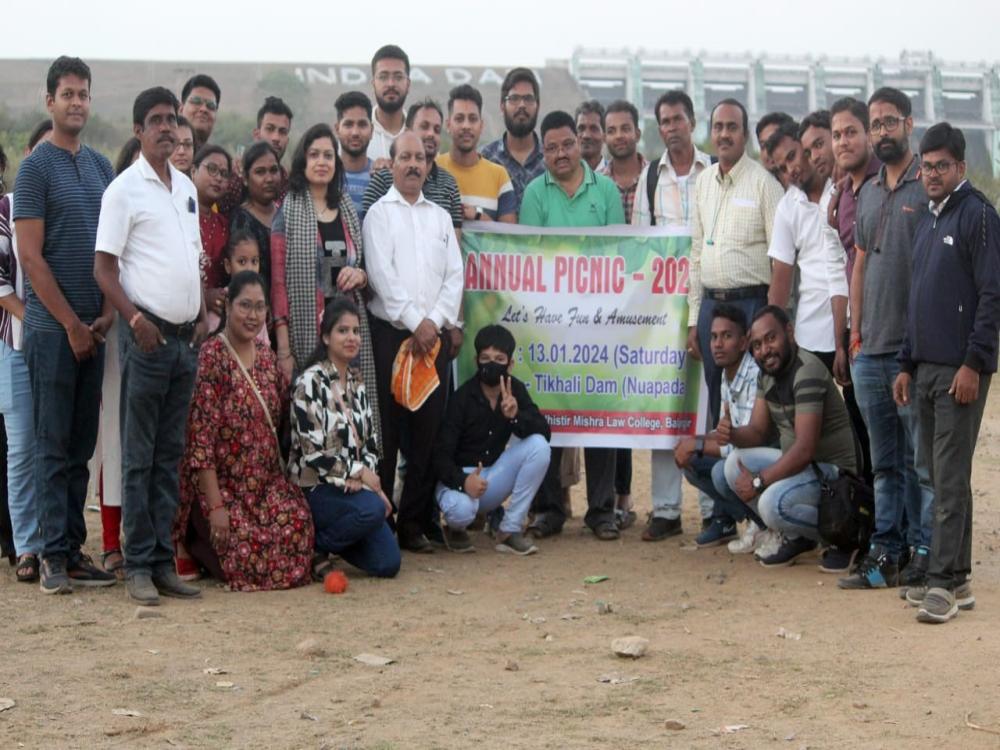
[727,521,763,554]
[753,530,783,560]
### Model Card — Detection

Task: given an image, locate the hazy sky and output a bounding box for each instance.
[5,0,1000,67]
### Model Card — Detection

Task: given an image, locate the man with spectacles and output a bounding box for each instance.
[519,110,626,542]
[94,87,209,606]
[893,122,1000,623]
[838,87,933,592]
[180,74,221,152]
[482,68,545,205]
[218,96,294,213]
[170,117,195,176]
[367,45,411,163]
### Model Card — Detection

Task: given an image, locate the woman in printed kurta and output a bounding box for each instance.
[177,272,314,591]
[290,296,400,578]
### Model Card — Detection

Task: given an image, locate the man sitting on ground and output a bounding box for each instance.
[715,306,859,567]
[674,304,768,552]
[433,325,551,556]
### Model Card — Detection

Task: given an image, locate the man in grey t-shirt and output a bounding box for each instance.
[840,87,933,592]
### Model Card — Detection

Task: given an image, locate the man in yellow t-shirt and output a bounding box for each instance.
[437,84,518,223]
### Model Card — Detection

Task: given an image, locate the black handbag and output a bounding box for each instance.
[812,463,875,551]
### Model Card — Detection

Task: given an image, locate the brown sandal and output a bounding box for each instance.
[16,553,40,583]
[101,550,126,581]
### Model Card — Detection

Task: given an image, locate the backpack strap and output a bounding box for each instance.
[645,160,660,227]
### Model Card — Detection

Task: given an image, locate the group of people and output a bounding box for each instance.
[0,45,996,626]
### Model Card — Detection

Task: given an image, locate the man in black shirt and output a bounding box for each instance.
[433,325,551,555]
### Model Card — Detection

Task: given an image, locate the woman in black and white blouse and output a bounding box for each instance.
[289,296,400,578]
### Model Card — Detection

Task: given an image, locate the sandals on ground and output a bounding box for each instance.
[592,522,621,541]
[101,549,126,581]
[311,553,335,582]
[16,553,40,583]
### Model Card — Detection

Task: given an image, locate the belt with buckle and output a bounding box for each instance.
[138,308,197,339]
[705,285,769,302]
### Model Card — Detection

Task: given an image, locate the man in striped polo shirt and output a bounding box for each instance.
[14,56,117,594]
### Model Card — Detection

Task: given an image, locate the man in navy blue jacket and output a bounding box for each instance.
[894,122,1000,624]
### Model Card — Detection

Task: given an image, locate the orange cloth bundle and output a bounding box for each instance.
[391,337,441,411]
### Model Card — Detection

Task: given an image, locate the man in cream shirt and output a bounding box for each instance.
[364,131,463,553]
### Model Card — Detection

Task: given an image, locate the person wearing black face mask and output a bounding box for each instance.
[433,324,551,555]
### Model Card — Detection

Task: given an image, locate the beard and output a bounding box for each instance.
[340,141,368,159]
[874,136,907,164]
[505,111,538,138]
[376,94,405,115]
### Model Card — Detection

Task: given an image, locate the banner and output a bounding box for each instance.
[458,223,707,449]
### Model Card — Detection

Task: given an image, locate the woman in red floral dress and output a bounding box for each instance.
[175,271,314,591]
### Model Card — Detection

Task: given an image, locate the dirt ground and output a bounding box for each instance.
[3,396,1000,750]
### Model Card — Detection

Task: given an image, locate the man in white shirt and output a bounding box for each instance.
[364,131,464,553]
[95,87,208,606]
[765,117,848,378]
[367,45,411,164]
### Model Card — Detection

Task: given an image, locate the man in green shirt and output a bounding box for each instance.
[716,305,859,567]
[518,110,625,540]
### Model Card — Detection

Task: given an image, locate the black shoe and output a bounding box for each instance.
[758,536,818,567]
[526,514,563,539]
[837,548,899,589]
[400,533,436,553]
[641,516,682,542]
[67,553,116,587]
[152,569,202,599]
[424,522,446,548]
[899,545,929,587]
[818,546,857,574]
[443,527,476,553]
[695,517,738,548]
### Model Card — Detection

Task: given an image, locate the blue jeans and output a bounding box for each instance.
[436,434,551,534]
[0,342,40,556]
[851,352,933,555]
[307,484,400,578]
[682,453,759,526]
[719,448,840,541]
[119,328,197,575]
[24,327,104,561]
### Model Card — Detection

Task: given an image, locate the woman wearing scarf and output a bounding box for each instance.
[270,124,381,454]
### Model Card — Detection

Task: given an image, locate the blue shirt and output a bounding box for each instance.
[343,159,372,216]
[13,141,114,331]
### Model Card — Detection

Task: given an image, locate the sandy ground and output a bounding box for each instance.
[2,396,1000,750]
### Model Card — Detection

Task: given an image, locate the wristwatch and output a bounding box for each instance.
[694,436,705,459]
[751,472,766,494]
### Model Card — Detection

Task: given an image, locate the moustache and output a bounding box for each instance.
[405,167,421,177]
[718,139,733,147]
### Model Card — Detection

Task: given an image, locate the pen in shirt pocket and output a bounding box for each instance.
[188,196,196,213]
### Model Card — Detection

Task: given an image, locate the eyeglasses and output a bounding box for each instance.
[920,159,959,175]
[174,140,194,151]
[870,116,901,134]
[186,95,218,112]
[235,299,267,314]
[504,94,537,106]
[543,139,577,155]
[375,72,407,84]
[200,162,230,179]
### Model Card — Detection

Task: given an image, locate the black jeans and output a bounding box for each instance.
[532,446,617,531]
[119,326,198,576]
[24,327,104,562]
[370,316,450,542]
[915,363,990,591]
[614,448,632,495]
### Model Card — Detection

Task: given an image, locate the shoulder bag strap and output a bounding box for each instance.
[220,333,285,470]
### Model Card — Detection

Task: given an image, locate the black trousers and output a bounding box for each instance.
[614,448,632,495]
[532,446,617,531]
[915,364,990,590]
[370,316,450,541]
[0,419,12,561]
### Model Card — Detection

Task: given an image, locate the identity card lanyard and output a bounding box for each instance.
[705,180,730,247]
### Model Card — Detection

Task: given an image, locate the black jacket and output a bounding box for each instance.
[433,375,551,491]
[900,181,1000,375]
